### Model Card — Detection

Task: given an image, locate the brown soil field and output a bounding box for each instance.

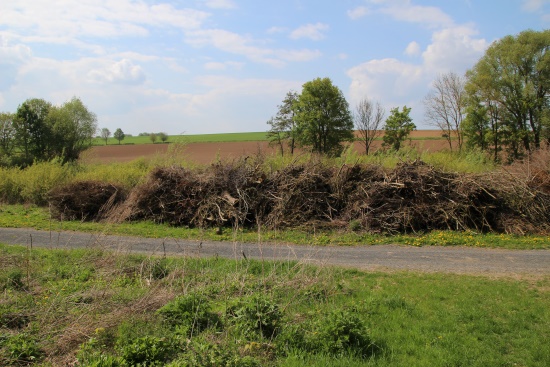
[83,130,451,165]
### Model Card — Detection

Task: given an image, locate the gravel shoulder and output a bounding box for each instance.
[1,227,549,277]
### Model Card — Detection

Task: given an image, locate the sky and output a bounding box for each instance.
[0,1,549,135]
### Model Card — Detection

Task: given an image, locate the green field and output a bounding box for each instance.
[93,132,270,146]
[1,244,548,366]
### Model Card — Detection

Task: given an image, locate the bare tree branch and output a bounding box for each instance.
[354,98,385,155]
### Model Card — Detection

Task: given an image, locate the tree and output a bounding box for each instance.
[354,98,385,155]
[0,112,16,156]
[150,133,157,144]
[14,98,53,164]
[158,132,169,143]
[267,91,298,156]
[465,29,550,160]
[114,128,125,145]
[383,106,416,151]
[101,128,111,145]
[292,78,354,156]
[424,72,466,152]
[48,97,97,163]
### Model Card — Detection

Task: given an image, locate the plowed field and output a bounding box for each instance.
[83,130,450,165]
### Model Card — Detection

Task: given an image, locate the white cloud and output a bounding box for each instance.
[347,6,370,20]
[186,28,321,66]
[347,22,488,127]
[422,25,488,72]
[0,1,210,43]
[203,0,237,9]
[0,34,32,64]
[88,59,146,85]
[404,41,420,56]
[267,26,288,34]
[367,0,453,28]
[290,23,329,41]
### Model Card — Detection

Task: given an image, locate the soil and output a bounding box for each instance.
[82,131,453,164]
[1,227,548,277]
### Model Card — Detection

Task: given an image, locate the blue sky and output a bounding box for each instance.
[1,0,548,135]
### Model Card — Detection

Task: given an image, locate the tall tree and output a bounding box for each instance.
[465,29,550,160]
[383,106,416,151]
[354,98,385,155]
[292,78,354,157]
[0,112,16,156]
[14,98,53,164]
[267,91,298,156]
[48,97,97,163]
[424,72,466,152]
[114,128,125,145]
[101,128,111,145]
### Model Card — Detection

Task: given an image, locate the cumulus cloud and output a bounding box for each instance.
[364,0,453,28]
[347,6,370,20]
[347,20,488,127]
[404,41,421,56]
[422,25,488,72]
[290,23,329,41]
[88,59,146,85]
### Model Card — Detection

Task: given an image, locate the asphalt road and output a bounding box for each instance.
[1,227,549,276]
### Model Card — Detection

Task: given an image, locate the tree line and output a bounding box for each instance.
[0,97,97,167]
[268,29,550,162]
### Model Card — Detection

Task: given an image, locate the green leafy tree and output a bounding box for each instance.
[158,132,169,143]
[14,98,53,164]
[114,128,125,144]
[48,97,97,163]
[383,106,416,151]
[101,128,111,145]
[267,91,298,155]
[150,133,157,143]
[465,29,550,160]
[292,78,354,156]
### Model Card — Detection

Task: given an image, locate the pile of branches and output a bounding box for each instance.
[341,161,505,233]
[48,158,550,234]
[110,161,265,228]
[48,181,126,221]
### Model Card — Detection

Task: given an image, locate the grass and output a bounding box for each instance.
[0,244,548,366]
[1,204,549,250]
[92,132,270,146]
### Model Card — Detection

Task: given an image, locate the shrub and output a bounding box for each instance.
[117,335,175,366]
[157,293,218,336]
[227,294,281,339]
[0,333,43,365]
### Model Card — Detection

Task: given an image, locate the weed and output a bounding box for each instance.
[157,293,219,336]
[0,333,42,365]
[227,294,281,340]
[117,335,175,366]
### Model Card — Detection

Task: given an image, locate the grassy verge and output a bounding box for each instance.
[1,205,548,250]
[1,244,548,366]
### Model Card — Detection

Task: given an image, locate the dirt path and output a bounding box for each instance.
[1,228,548,277]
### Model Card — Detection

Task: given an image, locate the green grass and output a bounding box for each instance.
[0,244,548,366]
[92,132,270,146]
[1,204,548,250]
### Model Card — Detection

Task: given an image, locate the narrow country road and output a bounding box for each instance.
[1,227,549,276]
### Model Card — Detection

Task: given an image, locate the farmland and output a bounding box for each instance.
[86,130,450,164]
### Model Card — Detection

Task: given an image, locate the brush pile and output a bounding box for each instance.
[48,181,125,221]
[49,156,550,234]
